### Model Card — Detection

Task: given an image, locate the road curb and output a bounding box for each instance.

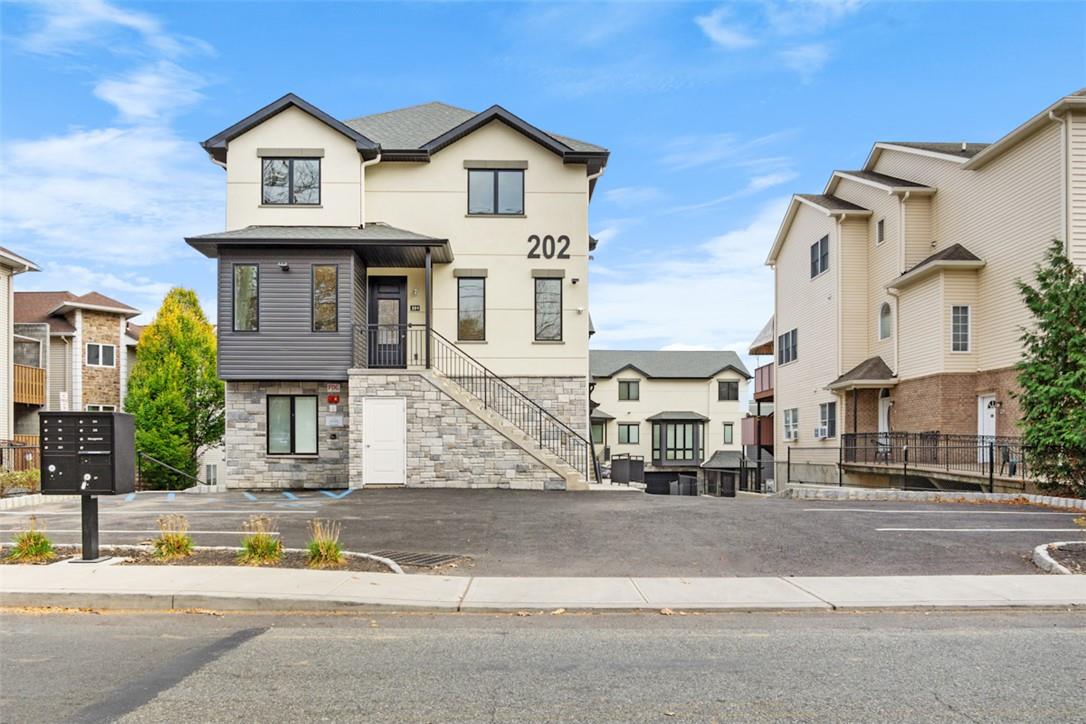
[1032,542,1080,575]
[784,485,1086,511]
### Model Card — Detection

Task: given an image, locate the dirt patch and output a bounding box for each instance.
[1050,542,1086,574]
[3,545,397,573]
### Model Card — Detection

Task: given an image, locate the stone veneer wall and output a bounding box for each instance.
[502,376,589,436]
[81,310,121,409]
[348,370,565,490]
[225,381,350,489]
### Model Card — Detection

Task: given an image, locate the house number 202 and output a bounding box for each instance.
[527,235,571,260]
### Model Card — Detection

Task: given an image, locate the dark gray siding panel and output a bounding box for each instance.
[218,248,354,380]
[352,253,367,367]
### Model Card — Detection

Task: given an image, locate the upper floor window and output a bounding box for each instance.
[718,380,739,401]
[952,305,971,352]
[810,235,829,278]
[876,218,885,244]
[312,265,338,332]
[468,169,523,215]
[457,277,486,341]
[86,343,115,368]
[534,278,562,341]
[879,302,892,340]
[262,158,320,205]
[777,328,798,365]
[722,422,734,445]
[618,380,639,401]
[654,421,698,462]
[233,264,259,332]
[783,408,798,441]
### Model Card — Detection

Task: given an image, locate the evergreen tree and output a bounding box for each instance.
[1016,240,1086,496]
[126,288,224,490]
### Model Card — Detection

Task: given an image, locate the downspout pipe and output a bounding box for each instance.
[1048,110,1069,252]
[360,152,382,229]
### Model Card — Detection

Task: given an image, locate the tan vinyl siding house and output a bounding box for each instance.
[766,89,1086,487]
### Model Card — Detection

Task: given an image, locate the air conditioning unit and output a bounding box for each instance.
[784,430,797,442]
[813,426,828,440]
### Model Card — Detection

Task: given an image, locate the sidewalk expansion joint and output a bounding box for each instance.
[628,577,650,605]
[780,578,838,610]
[457,577,475,612]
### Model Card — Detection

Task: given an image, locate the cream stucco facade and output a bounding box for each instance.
[766,89,1086,482]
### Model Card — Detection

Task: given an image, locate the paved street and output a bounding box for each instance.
[3,489,1081,576]
[2,609,1083,722]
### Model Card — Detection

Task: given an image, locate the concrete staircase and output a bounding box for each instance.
[422,369,589,491]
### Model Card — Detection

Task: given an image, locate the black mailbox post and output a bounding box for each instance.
[40,412,135,561]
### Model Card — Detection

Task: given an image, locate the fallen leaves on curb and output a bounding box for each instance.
[550,608,566,615]
[660,608,675,616]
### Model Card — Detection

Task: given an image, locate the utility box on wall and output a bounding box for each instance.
[40,412,136,496]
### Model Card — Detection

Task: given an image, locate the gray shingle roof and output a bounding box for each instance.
[591,350,751,380]
[904,243,982,274]
[837,170,931,189]
[749,317,774,355]
[345,101,606,153]
[884,142,990,159]
[646,411,710,422]
[829,356,895,388]
[186,224,442,242]
[796,194,869,213]
[702,450,760,470]
[590,408,615,421]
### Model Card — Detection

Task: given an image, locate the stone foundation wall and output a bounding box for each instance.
[349,370,565,490]
[503,376,589,436]
[224,380,349,489]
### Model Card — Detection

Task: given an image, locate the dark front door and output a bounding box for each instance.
[368,276,407,368]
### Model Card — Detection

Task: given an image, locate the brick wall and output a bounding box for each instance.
[841,389,881,434]
[81,311,121,409]
[889,366,1022,436]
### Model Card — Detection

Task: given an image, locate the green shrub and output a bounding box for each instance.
[0,469,41,496]
[153,514,193,559]
[8,516,55,562]
[238,515,282,565]
[305,519,344,569]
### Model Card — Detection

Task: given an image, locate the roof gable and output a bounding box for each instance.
[766,195,870,265]
[202,93,379,164]
[590,350,751,380]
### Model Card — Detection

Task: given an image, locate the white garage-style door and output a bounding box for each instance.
[362,397,406,486]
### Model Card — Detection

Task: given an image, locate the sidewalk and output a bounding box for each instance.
[2,562,1084,612]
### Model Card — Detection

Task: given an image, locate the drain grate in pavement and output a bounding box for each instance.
[369,550,468,568]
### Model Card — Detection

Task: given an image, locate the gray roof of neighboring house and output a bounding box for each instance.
[796,194,869,213]
[345,101,606,153]
[590,408,615,421]
[837,170,931,189]
[702,450,760,470]
[590,350,751,380]
[829,356,895,387]
[14,291,140,333]
[883,142,990,159]
[645,411,710,422]
[902,243,982,275]
[749,317,774,356]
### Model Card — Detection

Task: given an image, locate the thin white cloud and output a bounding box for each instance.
[667,170,797,214]
[779,43,831,81]
[695,6,757,50]
[763,0,866,36]
[662,129,797,171]
[602,186,664,207]
[94,61,207,121]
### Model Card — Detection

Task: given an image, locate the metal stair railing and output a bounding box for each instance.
[137,451,211,491]
[428,329,592,478]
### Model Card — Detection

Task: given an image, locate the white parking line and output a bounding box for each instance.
[877,527,1084,533]
[804,508,1075,516]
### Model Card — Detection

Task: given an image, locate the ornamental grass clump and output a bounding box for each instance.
[8,516,55,563]
[305,519,344,569]
[153,514,193,560]
[238,515,282,565]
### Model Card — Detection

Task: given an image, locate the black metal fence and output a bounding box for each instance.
[363,323,429,368]
[842,432,1031,491]
[609,454,644,485]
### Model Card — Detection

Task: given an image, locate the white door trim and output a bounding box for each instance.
[361,396,407,486]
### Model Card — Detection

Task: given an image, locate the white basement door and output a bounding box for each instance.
[363,397,406,485]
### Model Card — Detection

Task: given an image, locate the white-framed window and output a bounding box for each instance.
[876,218,885,244]
[809,235,829,278]
[85,404,116,412]
[783,408,799,441]
[618,380,640,401]
[819,402,837,438]
[879,302,892,340]
[951,305,971,352]
[205,464,218,485]
[85,343,116,368]
[722,422,734,445]
[618,422,640,445]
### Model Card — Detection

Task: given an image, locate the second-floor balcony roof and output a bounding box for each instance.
[185,223,454,266]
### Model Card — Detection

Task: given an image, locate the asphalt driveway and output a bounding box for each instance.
[3,489,1081,576]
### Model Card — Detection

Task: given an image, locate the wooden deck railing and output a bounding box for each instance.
[13,364,45,406]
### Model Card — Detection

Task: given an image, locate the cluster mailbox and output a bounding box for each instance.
[40,411,135,496]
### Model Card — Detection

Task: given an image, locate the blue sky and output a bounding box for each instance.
[2,1,1083,359]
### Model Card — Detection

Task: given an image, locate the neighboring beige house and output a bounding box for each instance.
[589,350,750,485]
[765,88,1086,486]
[13,291,141,440]
[0,247,40,445]
[186,94,608,490]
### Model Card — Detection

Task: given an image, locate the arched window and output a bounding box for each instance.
[879,302,892,340]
